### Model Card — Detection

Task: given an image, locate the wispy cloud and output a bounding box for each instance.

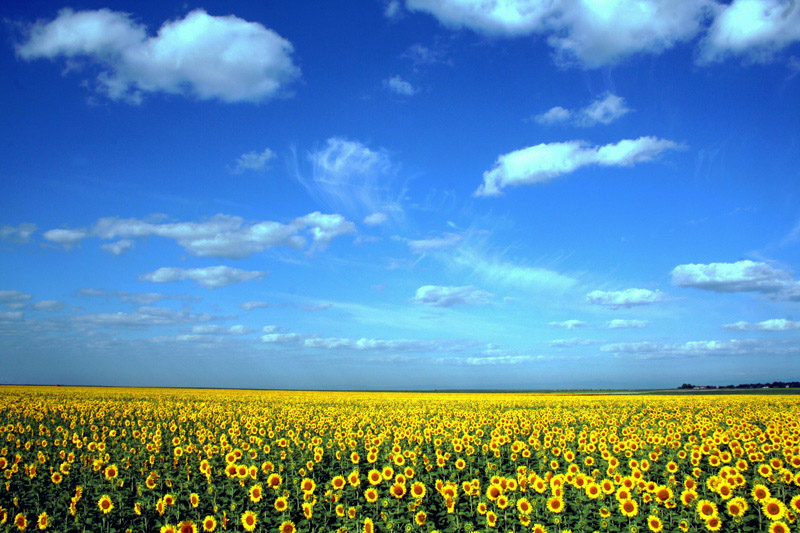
[230,148,276,174]
[384,75,418,96]
[604,319,650,329]
[600,338,800,359]
[0,223,36,244]
[15,8,300,103]
[721,319,800,331]
[138,266,266,289]
[475,137,680,196]
[72,306,223,329]
[412,285,493,307]
[535,93,631,126]
[76,288,196,305]
[548,320,587,329]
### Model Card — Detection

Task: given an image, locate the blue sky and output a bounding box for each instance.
[2,0,800,389]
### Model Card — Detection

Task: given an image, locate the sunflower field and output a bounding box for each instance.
[1,387,799,533]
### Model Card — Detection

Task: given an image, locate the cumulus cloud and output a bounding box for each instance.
[0,223,37,244]
[384,75,418,95]
[475,136,679,196]
[404,0,712,68]
[671,260,800,300]
[88,212,354,259]
[600,338,800,358]
[699,0,800,63]
[586,288,672,308]
[412,285,494,307]
[33,300,66,312]
[721,319,800,331]
[364,212,389,226]
[100,239,134,255]
[548,320,587,329]
[299,137,405,220]
[138,266,266,289]
[42,228,88,249]
[241,301,270,311]
[230,148,276,174]
[604,319,650,329]
[408,233,463,253]
[536,93,631,126]
[72,306,220,329]
[15,8,300,103]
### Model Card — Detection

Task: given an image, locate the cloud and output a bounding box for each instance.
[299,137,404,220]
[586,288,672,308]
[138,266,266,289]
[384,75,418,95]
[408,233,463,253]
[15,8,300,103]
[363,212,389,226]
[404,0,712,68]
[100,239,134,255]
[721,319,800,331]
[33,300,66,312]
[262,325,279,333]
[0,223,36,244]
[475,136,679,196]
[0,290,33,306]
[230,148,276,174]
[671,260,800,300]
[190,324,253,335]
[699,0,800,63]
[548,338,604,347]
[548,320,587,329]
[77,288,195,305]
[600,338,800,358]
[89,212,354,259]
[0,311,24,322]
[604,319,650,329]
[72,306,220,329]
[412,285,494,307]
[402,43,450,66]
[261,327,480,353]
[241,301,270,311]
[42,228,88,249]
[536,93,631,126]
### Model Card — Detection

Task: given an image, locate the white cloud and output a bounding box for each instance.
[0,311,24,321]
[72,306,220,329]
[586,288,671,308]
[384,75,418,95]
[700,0,800,63]
[0,223,36,244]
[77,288,194,305]
[230,148,276,173]
[364,212,389,226]
[191,324,253,335]
[16,8,300,103]
[671,260,800,300]
[404,0,712,68]
[300,137,404,220]
[90,212,354,259]
[100,239,134,255]
[721,319,800,331]
[548,338,604,347]
[408,233,463,253]
[262,325,279,333]
[42,228,88,249]
[475,136,679,196]
[604,319,650,329]
[536,93,631,126]
[548,320,587,329]
[138,266,266,289]
[33,300,66,312]
[412,285,494,307]
[402,43,450,66]
[600,338,800,358]
[261,332,304,343]
[0,290,33,305]
[241,301,270,311]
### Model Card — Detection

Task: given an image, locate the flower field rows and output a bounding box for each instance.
[1,387,799,533]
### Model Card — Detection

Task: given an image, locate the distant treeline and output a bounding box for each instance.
[678,381,800,390]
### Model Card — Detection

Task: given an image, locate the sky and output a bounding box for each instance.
[1,0,800,390]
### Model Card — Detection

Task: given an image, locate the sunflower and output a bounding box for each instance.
[769,522,790,533]
[331,476,346,490]
[177,521,197,533]
[98,495,114,514]
[302,502,313,520]
[274,496,288,512]
[190,493,200,508]
[104,464,118,480]
[382,466,394,480]
[531,524,548,533]
[696,499,718,520]
[390,482,406,499]
[368,469,383,485]
[620,499,638,518]
[647,515,663,533]
[363,517,374,533]
[249,484,263,503]
[36,512,48,531]
[160,526,177,533]
[486,511,498,528]
[201,516,216,532]
[477,502,487,515]
[410,481,426,499]
[517,497,532,514]
[50,472,62,484]
[705,516,722,531]
[278,521,296,533]
[726,497,748,517]
[762,498,786,521]
[586,483,602,500]
[680,489,697,506]
[365,487,379,503]
[414,511,427,526]
[14,513,26,531]
[486,484,502,501]
[547,496,564,514]
[752,484,771,502]
[240,511,257,532]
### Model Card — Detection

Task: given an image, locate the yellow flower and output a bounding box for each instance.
[240,511,257,532]
[98,495,114,514]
